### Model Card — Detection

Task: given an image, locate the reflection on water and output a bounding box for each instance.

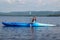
[0,26,60,40]
[0,16,60,40]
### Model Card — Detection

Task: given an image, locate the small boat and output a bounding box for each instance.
[2,22,56,27]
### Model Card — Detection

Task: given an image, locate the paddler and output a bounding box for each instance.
[32,16,36,23]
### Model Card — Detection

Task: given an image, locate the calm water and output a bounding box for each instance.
[0,16,60,40]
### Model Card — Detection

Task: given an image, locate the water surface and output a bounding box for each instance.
[0,16,60,40]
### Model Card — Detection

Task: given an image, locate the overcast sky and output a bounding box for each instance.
[0,0,60,12]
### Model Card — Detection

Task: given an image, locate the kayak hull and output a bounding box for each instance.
[2,22,56,27]
[2,22,30,27]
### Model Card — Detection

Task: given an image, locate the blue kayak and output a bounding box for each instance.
[2,22,56,27]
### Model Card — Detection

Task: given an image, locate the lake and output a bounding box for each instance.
[0,16,60,40]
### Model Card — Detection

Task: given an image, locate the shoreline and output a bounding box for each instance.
[0,15,60,17]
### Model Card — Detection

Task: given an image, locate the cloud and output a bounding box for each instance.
[37,0,60,5]
[4,0,60,5]
[1,0,60,5]
[6,0,16,4]
[18,0,26,4]
[5,0,27,4]
[0,0,60,12]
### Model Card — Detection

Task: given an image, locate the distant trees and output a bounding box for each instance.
[0,11,60,17]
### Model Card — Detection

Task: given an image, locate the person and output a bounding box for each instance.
[30,16,36,40]
[30,16,37,31]
[32,16,36,23]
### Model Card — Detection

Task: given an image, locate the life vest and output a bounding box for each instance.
[32,17,36,22]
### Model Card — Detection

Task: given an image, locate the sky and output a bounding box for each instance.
[0,0,60,12]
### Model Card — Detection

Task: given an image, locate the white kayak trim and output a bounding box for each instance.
[33,22,56,27]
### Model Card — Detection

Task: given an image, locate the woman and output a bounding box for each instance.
[32,16,36,23]
[30,16,36,28]
[30,16,36,40]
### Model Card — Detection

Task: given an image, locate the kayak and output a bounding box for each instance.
[2,22,56,27]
